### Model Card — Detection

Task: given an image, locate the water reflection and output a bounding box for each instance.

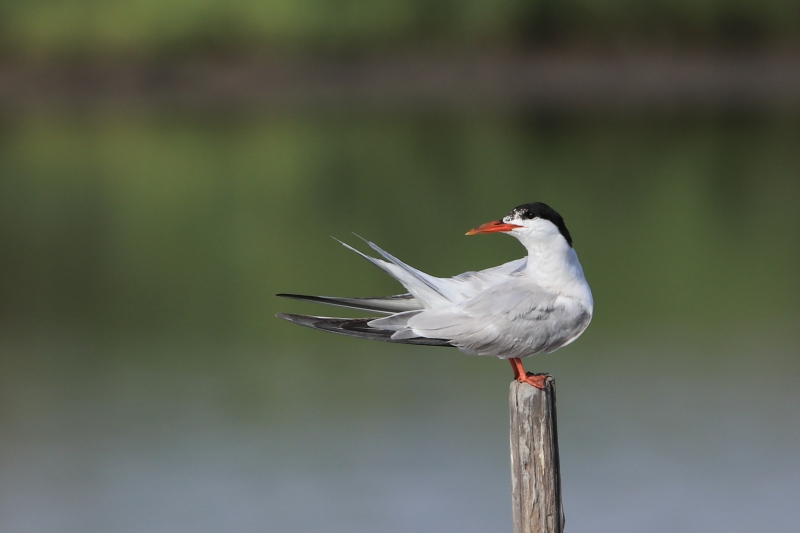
[0,113,798,532]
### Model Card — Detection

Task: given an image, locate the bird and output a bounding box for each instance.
[276,202,593,389]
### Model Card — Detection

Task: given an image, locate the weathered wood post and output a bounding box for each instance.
[509,376,564,533]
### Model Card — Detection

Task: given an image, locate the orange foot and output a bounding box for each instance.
[508,357,549,390]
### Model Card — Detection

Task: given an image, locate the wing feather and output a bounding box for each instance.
[276,313,453,346]
[402,278,589,358]
[276,293,422,314]
[334,238,451,307]
[358,237,461,303]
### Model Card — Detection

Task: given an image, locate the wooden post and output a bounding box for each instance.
[509,377,565,533]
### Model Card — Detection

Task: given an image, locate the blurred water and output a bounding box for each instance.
[0,112,798,532]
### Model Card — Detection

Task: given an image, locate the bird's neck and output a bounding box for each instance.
[524,241,593,307]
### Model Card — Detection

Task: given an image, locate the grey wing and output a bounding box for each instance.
[447,257,528,299]
[276,293,422,314]
[452,257,527,282]
[372,278,591,359]
[276,313,453,346]
[335,238,457,307]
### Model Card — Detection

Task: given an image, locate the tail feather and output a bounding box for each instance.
[333,237,394,276]
[334,237,454,307]
[276,313,453,347]
[276,293,422,314]
[358,236,456,301]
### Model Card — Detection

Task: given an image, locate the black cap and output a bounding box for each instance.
[507,202,573,247]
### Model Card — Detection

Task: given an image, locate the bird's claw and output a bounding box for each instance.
[519,372,549,390]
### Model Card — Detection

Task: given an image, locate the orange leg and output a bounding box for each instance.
[508,358,548,390]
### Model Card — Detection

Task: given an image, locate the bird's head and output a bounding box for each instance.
[466,202,573,249]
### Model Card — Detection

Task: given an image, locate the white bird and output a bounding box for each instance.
[277,202,593,389]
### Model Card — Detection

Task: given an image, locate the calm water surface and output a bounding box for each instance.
[0,112,798,532]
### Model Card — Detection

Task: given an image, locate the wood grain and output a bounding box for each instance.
[510,377,564,533]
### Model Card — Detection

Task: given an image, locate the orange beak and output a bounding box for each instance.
[466,220,523,235]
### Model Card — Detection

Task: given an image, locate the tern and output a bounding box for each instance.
[277,202,593,389]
